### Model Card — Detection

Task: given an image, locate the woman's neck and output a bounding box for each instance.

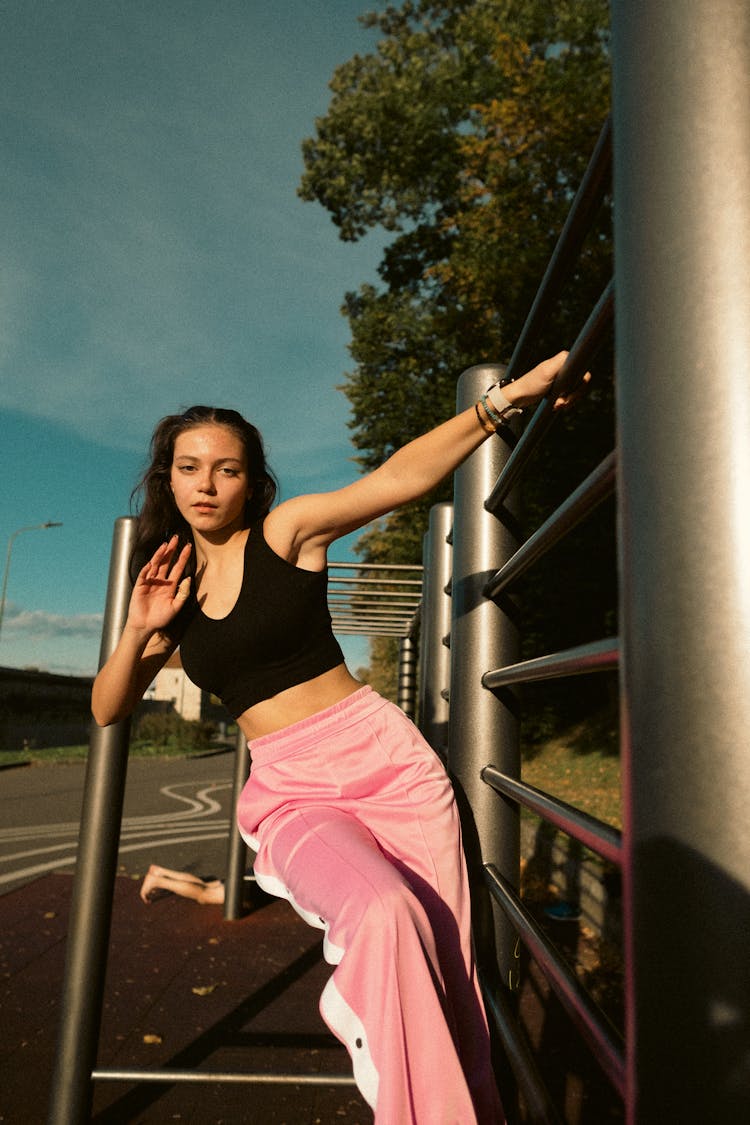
[192,524,249,569]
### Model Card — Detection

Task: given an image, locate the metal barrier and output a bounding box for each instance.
[327,559,423,719]
[414,4,750,1122]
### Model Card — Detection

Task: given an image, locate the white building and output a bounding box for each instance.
[145,650,203,721]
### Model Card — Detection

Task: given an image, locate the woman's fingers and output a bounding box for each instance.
[143,537,191,585]
[552,369,592,410]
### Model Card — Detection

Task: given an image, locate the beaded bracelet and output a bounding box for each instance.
[475,400,496,435]
[480,393,505,427]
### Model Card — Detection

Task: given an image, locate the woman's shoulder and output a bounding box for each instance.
[261,502,327,572]
[260,503,298,560]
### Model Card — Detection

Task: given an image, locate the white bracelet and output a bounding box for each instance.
[486,383,524,421]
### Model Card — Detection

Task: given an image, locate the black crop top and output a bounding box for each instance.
[173,524,344,718]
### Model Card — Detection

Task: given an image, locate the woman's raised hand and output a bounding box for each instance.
[127,536,192,636]
[506,351,591,410]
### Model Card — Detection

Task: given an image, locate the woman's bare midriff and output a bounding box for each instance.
[236,663,364,741]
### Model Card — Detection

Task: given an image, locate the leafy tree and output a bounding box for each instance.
[301,0,614,716]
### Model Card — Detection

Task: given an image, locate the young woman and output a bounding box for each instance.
[93,352,578,1124]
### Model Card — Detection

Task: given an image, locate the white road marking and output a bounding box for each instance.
[0,780,237,888]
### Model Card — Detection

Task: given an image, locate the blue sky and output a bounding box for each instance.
[1,0,389,676]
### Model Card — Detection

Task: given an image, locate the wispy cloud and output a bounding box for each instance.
[1,603,103,640]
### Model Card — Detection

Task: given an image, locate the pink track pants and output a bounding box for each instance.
[237,686,503,1124]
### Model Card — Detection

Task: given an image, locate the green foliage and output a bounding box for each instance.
[356,635,401,703]
[301,0,615,677]
[133,711,216,753]
[522,706,621,828]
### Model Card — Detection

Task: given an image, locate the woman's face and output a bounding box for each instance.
[170,424,251,537]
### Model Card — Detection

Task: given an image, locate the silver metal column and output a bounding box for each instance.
[48,517,137,1125]
[223,727,250,920]
[448,365,521,978]
[419,502,453,757]
[397,635,418,720]
[612,2,750,1119]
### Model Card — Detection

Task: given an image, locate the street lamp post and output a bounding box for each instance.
[0,521,64,642]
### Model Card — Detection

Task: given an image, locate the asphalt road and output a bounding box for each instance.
[0,749,244,896]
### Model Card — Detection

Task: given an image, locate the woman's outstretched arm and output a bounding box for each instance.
[268,352,584,566]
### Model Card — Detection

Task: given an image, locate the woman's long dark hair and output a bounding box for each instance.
[130,406,278,573]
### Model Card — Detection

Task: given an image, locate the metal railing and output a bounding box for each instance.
[414,3,750,1122]
[327,560,423,719]
[327,561,422,638]
[422,347,624,1119]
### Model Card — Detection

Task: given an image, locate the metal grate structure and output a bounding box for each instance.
[327,561,422,639]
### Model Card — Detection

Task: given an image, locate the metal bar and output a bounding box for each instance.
[327,575,423,587]
[611,2,750,1120]
[334,631,409,638]
[482,767,622,867]
[484,452,617,599]
[332,621,408,629]
[485,864,626,1099]
[503,117,612,383]
[486,281,614,514]
[335,608,417,616]
[223,727,249,920]
[333,628,407,636]
[448,364,521,985]
[92,1069,356,1086]
[47,517,137,1125]
[332,620,415,631]
[328,594,422,603]
[331,604,419,616]
[328,562,423,571]
[329,599,422,609]
[482,637,618,689]
[418,503,453,755]
[480,970,564,1125]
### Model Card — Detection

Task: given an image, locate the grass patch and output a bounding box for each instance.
[0,740,223,768]
[522,717,621,829]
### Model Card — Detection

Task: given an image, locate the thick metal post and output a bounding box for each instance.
[612,3,750,1120]
[47,517,137,1125]
[397,635,418,720]
[223,727,250,919]
[448,365,520,981]
[419,502,453,757]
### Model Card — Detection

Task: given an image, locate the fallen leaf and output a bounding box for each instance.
[142,1033,163,1045]
[191,984,217,996]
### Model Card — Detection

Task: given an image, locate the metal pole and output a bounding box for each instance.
[223,726,250,920]
[397,635,418,720]
[0,521,63,641]
[448,365,521,981]
[47,517,137,1125]
[612,3,750,1120]
[419,502,453,757]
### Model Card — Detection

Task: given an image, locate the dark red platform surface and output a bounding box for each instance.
[1,874,622,1124]
[0,874,370,1124]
